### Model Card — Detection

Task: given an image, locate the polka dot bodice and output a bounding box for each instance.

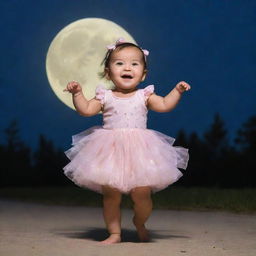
[95,85,154,129]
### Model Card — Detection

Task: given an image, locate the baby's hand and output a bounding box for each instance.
[63,81,82,94]
[175,81,191,93]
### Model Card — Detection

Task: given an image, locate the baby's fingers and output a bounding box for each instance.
[63,84,73,92]
[183,84,191,91]
[180,82,191,91]
[63,81,79,92]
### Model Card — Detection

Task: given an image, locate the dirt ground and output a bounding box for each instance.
[0,199,256,256]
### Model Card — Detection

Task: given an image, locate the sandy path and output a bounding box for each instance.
[0,199,255,256]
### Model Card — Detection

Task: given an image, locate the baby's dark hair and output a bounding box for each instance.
[100,42,148,78]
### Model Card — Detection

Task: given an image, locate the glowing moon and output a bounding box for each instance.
[46,18,136,110]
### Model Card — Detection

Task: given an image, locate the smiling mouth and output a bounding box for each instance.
[121,75,133,79]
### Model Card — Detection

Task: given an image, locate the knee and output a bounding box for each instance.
[103,186,122,204]
[130,187,152,204]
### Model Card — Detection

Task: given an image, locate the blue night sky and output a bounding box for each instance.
[1,0,256,150]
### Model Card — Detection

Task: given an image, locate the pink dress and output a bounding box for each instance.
[63,85,189,194]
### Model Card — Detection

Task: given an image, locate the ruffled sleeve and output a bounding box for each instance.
[143,85,154,101]
[95,85,106,105]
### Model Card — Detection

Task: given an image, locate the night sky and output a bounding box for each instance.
[1,0,256,150]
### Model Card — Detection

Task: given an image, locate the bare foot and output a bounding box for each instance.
[133,217,150,242]
[100,233,121,245]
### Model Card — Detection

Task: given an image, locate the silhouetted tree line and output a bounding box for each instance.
[175,114,256,188]
[0,120,70,187]
[0,114,255,188]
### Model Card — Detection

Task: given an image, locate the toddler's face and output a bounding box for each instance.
[106,47,146,91]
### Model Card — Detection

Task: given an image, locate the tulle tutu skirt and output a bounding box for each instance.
[63,127,189,194]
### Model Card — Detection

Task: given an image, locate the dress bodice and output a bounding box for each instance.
[95,85,154,129]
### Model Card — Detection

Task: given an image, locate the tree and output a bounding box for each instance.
[234,115,256,187]
[0,120,32,187]
[33,134,69,186]
[235,116,256,152]
[175,129,188,147]
[204,113,229,159]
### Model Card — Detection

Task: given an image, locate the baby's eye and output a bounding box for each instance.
[116,62,123,65]
[132,62,139,66]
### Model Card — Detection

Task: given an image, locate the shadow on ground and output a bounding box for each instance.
[53,227,190,243]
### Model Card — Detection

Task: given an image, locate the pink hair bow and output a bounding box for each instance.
[142,49,149,56]
[106,38,150,56]
[107,38,126,50]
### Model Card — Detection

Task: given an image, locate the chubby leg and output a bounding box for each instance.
[130,186,152,242]
[101,185,122,244]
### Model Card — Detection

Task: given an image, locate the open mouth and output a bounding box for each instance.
[121,74,133,79]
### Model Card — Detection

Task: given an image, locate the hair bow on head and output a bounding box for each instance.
[107,38,126,50]
[106,37,150,57]
[142,49,149,56]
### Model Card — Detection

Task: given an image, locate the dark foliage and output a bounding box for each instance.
[175,113,256,188]
[33,134,70,186]
[0,120,69,187]
[0,120,32,187]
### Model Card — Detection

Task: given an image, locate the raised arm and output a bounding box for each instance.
[147,81,191,112]
[64,81,102,116]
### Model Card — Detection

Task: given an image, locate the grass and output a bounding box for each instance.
[0,186,256,213]
[152,187,256,213]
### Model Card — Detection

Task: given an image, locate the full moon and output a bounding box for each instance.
[46,18,136,110]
